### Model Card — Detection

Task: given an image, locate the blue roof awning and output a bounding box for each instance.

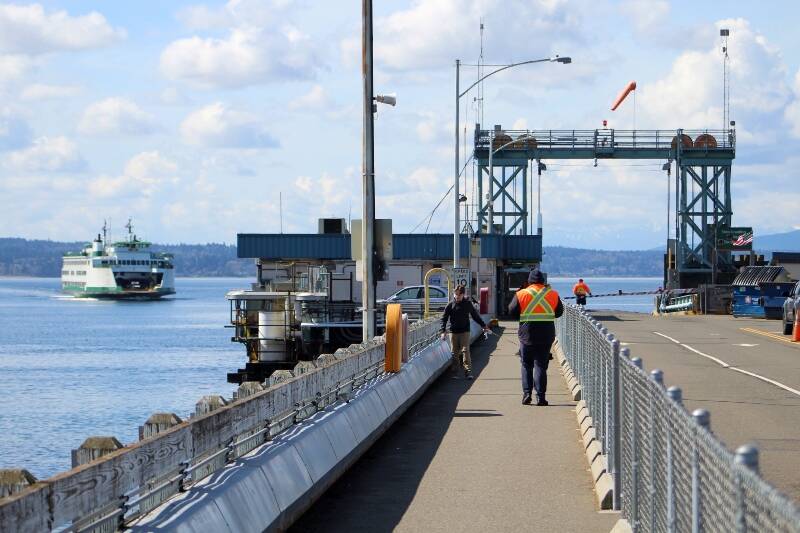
[237,233,541,262]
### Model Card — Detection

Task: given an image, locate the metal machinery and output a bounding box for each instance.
[226,263,373,384]
[474,125,737,288]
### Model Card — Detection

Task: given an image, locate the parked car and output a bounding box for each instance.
[380,285,449,307]
[784,281,800,335]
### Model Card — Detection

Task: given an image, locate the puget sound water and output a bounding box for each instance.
[0,276,660,478]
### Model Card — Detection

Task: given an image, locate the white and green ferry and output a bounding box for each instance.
[61,221,175,299]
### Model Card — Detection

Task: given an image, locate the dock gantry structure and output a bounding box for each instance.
[473,125,736,287]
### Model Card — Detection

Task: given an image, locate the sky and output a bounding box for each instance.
[0,0,798,250]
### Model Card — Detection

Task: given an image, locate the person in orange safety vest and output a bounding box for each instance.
[572,278,592,306]
[508,269,563,406]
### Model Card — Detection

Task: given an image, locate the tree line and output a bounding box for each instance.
[0,238,664,278]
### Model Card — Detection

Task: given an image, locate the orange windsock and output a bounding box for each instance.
[611,81,637,111]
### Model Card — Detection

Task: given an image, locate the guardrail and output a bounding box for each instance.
[0,318,442,532]
[474,128,735,152]
[556,305,800,533]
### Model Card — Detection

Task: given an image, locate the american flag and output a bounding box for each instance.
[733,231,753,246]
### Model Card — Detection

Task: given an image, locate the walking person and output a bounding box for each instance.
[508,270,563,405]
[440,285,490,379]
[572,278,592,306]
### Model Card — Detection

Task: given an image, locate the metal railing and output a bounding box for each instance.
[556,305,800,533]
[0,318,443,533]
[475,129,735,153]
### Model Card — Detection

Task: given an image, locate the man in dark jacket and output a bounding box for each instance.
[508,269,564,405]
[440,285,490,379]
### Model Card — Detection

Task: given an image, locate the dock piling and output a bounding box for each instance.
[139,413,183,440]
[0,469,37,498]
[71,436,123,467]
[195,395,228,417]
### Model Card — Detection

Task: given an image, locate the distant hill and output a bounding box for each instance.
[541,246,662,277]
[755,230,800,253]
[1,231,795,278]
[0,238,252,277]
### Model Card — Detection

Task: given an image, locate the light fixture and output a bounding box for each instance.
[375,93,397,106]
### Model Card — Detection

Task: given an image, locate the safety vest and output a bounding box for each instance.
[517,284,560,322]
[573,282,590,296]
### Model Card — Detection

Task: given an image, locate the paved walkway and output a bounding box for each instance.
[291,322,618,532]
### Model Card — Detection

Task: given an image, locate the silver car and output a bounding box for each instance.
[784,281,800,335]
[382,285,449,306]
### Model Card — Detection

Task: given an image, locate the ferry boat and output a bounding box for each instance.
[61,220,175,299]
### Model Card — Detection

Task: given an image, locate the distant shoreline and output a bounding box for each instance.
[0,275,663,280]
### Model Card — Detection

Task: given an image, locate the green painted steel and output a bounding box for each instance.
[474,127,738,287]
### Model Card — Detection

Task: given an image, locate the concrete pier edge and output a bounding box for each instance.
[553,339,615,512]
[127,325,489,532]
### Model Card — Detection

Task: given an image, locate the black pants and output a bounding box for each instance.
[520,342,552,400]
[576,294,587,305]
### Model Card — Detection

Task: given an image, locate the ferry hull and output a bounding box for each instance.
[64,287,175,299]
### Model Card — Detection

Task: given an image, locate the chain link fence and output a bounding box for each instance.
[556,304,800,533]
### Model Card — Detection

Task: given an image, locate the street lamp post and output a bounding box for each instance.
[454,56,571,265]
[361,0,397,341]
[362,0,376,341]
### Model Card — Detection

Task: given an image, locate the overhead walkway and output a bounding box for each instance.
[292,322,617,533]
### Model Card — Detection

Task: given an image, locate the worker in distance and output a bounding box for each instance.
[440,285,490,380]
[508,269,564,405]
[572,278,593,306]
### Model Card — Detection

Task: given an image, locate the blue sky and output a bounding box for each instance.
[0,0,798,250]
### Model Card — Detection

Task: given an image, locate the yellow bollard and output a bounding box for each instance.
[385,304,403,372]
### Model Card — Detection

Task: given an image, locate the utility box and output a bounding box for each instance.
[318,218,349,234]
[351,219,393,281]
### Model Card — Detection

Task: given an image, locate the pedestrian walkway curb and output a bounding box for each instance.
[552,340,614,511]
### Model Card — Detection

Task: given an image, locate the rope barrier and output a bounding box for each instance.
[563,290,662,300]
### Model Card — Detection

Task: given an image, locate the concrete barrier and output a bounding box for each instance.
[129,339,453,532]
[556,340,614,511]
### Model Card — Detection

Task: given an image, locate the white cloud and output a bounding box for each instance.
[621,0,670,35]
[404,167,444,191]
[0,54,33,85]
[180,102,277,148]
[784,71,800,137]
[78,97,157,136]
[176,0,294,30]
[5,136,85,172]
[290,169,356,220]
[288,85,330,111]
[160,25,319,88]
[0,3,124,55]
[639,19,791,133]
[0,107,32,150]
[363,0,580,72]
[20,83,80,101]
[511,118,529,130]
[88,151,177,198]
[159,87,192,106]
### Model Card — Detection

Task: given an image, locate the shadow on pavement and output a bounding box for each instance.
[289,326,504,533]
[588,314,633,321]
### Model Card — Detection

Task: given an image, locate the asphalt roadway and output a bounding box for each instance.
[589,309,800,502]
[291,322,618,533]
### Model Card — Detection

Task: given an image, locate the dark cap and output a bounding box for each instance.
[528,269,546,284]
